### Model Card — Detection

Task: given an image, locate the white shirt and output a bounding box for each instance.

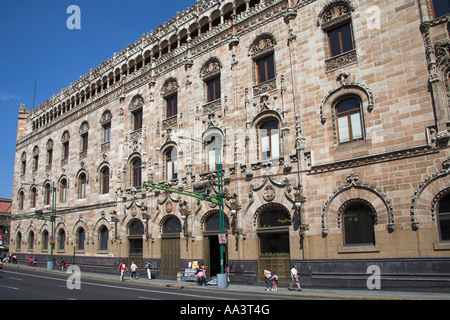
[131,263,137,272]
[291,267,298,277]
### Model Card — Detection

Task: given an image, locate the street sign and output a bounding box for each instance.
[218,233,227,244]
[49,235,55,244]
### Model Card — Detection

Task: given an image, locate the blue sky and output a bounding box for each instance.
[0,0,195,199]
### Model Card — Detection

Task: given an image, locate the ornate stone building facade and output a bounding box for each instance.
[10,0,450,289]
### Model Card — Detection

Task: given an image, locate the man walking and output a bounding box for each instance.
[145,261,153,280]
[288,264,302,291]
[130,261,138,279]
[118,260,127,282]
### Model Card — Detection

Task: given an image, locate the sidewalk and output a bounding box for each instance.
[5,263,450,300]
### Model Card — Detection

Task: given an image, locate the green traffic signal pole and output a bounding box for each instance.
[144,134,225,275]
[14,181,56,270]
[50,182,56,269]
[216,137,225,274]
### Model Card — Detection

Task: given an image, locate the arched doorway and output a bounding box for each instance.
[161,216,181,277]
[203,211,230,277]
[128,220,144,269]
[256,204,291,282]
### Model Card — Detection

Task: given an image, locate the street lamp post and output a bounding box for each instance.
[48,182,56,270]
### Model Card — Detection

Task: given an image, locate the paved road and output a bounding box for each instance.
[0,266,309,301]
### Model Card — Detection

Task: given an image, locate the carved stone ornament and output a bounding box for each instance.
[161,77,179,97]
[248,33,277,59]
[317,0,355,27]
[100,110,112,125]
[200,57,222,80]
[263,185,276,202]
[129,95,144,112]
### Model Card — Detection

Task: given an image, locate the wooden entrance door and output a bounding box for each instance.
[129,238,143,270]
[161,236,180,276]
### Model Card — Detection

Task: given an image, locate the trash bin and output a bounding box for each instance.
[217,273,228,289]
[47,261,54,270]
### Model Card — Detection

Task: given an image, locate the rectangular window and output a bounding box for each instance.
[261,129,279,160]
[338,112,363,143]
[47,148,53,165]
[103,124,111,143]
[81,134,88,152]
[133,110,142,130]
[63,142,69,159]
[102,172,109,194]
[338,115,350,143]
[166,95,178,118]
[256,54,275,84]
[432,0,450,18]
[33,155,38,171]
[327,23,354,57]
[207,76,221,102]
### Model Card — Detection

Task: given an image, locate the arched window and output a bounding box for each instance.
[60,178,68,203]
[129,95,144,131]
[335,97,363,144]
[18,190,24,210]
[99,226,108,251]
[76,227,85,250]
[205,212,230,232]
[318,1,356,72]
[166,148,177,180]
[438,194,450,241]
[44,183,51,206]
[257,205,291,256]
[163,217,182,234]
[130,220,144,236]
[260,120,280,160]
[30,187,37,208]
[58,229,66,250]
[342,200,376,246]
[42,230,49,250]
[21,152,26,175]
[204,134,223,172]
[16,232,22,250]
[101,166,110,194]
[28,231,34,250]
[249,33,276,94]
[78,173,87,199]
[201,57,222,104]
[131,158,142,187]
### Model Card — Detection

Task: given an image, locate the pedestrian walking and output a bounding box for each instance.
[288,264,302,291]
[118,260,127,282]
[264,266,273,291]
[144,261,153,280]
[130,261,138,279]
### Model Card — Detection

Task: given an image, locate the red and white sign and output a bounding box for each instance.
[218,234,227,244]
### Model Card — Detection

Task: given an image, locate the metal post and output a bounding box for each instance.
[51,182,55,262]
[217,138,224,275]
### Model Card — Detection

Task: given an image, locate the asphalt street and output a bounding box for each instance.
[0,266,306,301]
